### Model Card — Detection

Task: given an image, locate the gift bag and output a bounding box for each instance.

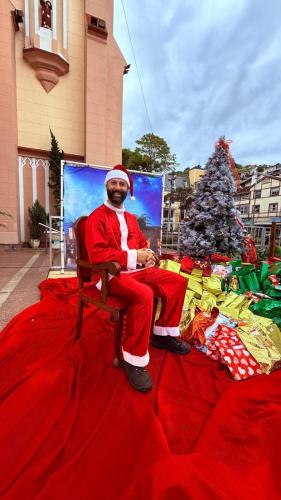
[236,264,260,293]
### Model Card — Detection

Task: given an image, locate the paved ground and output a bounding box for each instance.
[0,246,52,331]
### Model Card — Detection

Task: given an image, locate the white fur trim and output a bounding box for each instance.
[153,326,180,337]
[122,349,149,367]
[127,249,137,270]
[105,170,129,185]
[104,201,125,213]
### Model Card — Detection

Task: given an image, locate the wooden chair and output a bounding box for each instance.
[75,215,160,368]
[75,215,128,367]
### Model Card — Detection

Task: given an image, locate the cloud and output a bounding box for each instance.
[114,0,281,168]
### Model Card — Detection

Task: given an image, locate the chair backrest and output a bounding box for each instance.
[74,216,92,282]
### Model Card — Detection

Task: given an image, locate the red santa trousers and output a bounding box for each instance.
[109,267,187,367]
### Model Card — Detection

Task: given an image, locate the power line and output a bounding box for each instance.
[120,0,153,134]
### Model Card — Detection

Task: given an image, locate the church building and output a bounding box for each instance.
[0,0,126,243]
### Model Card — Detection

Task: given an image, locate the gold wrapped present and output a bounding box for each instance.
[237,325,281,374]
[180,303,196,335]
[268,324,281,356]
[159,259,181,274]
[191,268,204,277]
[180,272,202,283]
[187,278,203,298]
[200,291,217,312]
[184,289,195,307]
[202,275,222,296]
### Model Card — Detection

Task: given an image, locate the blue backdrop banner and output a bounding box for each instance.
[63,164,163,267]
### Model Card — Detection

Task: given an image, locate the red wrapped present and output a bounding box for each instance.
[193,258,212,277]
[180,255,194,273]
[159,253,181,262]
[268,275,280,287]
[211,253,232,263]
[207,324,263,380]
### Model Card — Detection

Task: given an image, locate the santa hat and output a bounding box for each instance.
[104,165,135,200]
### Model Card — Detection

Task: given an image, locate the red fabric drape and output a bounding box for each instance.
[0,278,281,499]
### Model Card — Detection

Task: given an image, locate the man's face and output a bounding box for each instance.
[106,178,129,207]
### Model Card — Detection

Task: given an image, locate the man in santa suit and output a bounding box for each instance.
[85,165,191,392]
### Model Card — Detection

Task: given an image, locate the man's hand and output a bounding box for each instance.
[137,248,153,265]
[145,255,156,268]
[137,248,158,268]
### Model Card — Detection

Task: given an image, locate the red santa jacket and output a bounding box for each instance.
[85,203,148,275]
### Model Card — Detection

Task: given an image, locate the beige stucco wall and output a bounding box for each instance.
[0,3,20,243]
[85,0,126,166]
[188,168,205,188]
[15,0,85,156]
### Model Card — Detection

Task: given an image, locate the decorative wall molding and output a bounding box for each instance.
[23,47,69,93]
[18,156,50,241]
[18,146,84,163]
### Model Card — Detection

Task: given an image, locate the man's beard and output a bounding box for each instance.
[107,188,128,206]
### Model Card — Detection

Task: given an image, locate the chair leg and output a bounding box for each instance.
[113,312,124,368]
[76,299,84,341]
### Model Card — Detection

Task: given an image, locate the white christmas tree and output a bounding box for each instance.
[179,138,244,257]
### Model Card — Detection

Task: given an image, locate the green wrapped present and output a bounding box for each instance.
[250,299,281,328]
[262,279,281,299]
[229,258,242,271]
[236,264,260,293]
[259,262,269,283]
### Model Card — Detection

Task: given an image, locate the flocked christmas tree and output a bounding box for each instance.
[179,138,245,257]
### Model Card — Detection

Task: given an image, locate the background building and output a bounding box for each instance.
[187,166,205,188]
[235,164,281,250]
[0,0,126,244]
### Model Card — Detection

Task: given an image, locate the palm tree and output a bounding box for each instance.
[137,213,151,231]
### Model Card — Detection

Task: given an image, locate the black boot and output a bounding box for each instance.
[122,360,152,392]
[151,335,191,355]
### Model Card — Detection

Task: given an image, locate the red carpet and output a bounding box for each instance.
[0,278,281,499]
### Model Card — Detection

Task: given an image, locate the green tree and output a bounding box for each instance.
[28,200,48,240]
[123,149,150,172]
[122,133,177,173]
[235,162,244,170]
[48,129,64,214]
[136,133,177,172]
[122,148,132,167]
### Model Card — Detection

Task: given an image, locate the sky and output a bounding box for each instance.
[113,0,281,170]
